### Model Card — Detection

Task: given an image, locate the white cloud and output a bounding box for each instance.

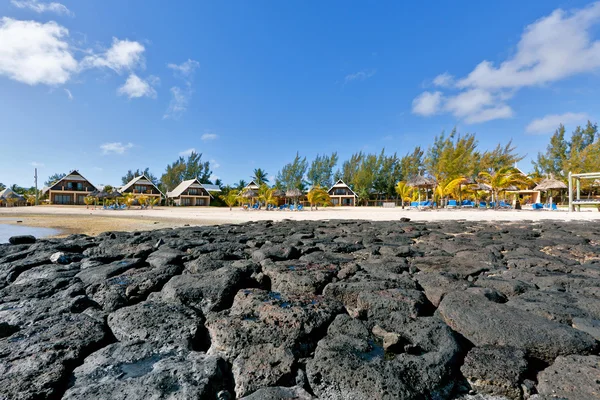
[526,112,589,134]
[179,148,196,157]
[458,3,600,90]
[413,2,600,123]
[168,59,199,78]
[0,18,77,85]
[411,91,442,116]
[344,69,376,83]
[117,74,157,99]
[432,72,454,87]
[464,105,514,124]
[30,161,44,167]
[82,38,145,73]
[210,159,220,169]
[100,142,133,155]
[64,88,73,100]
[163,86,189,119]
[201,133,218,141]
[11,0,73,16]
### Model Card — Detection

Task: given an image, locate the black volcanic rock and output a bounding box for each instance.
[0,219,599,399]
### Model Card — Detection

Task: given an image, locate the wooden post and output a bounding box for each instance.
[568,172,572,212]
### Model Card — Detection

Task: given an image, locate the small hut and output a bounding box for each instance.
[407,176,436,205]
[534,177,568,205]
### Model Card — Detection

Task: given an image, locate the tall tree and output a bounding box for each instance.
[252,168,269,185]
[307,152,338,188]
[533,124,568,179]
[45,173,66,187]
[160,151,212,191]
[480,140,522,174]
[122,168,159,185]
[276,153,308,190]
[0,183,5,191]
[424,129,479,184]
[337,152,364,187]
[236,180,247,190]
[399,147,424,180]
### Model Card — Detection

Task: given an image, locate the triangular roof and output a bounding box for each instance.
[244,180,260,190]
[0,187,25,200]
[328,179,358,197]
[49,170,97,191]
[167,178,213,198]
[119,174,164,196]
[202,184,221,192]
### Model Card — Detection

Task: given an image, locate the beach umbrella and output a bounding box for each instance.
[407,176,435,206]
[534,177,567,204]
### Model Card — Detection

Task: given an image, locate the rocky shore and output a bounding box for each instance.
[1,219,599,400]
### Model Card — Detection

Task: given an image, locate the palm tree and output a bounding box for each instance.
[220,190,240,211]
[236,180,247,190]
[478,167,532,209]
[137,194,149,208]
[307,186,331,210]
[433,177,468,208]
[148,197,160,209]
[122,193,135,209]
[258,184,278,209]
[83,195,95,209]
[395,181,413,209]
[252,168,269,185]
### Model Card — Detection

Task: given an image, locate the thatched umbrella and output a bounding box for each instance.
[407,176,435,206]
[241,189,257,201]
[286,188,303,205]
[534,177,567,204]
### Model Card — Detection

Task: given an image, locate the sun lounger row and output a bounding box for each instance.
[243,203,304,211]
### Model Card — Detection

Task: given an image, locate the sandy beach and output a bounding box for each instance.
[1,205,599,238]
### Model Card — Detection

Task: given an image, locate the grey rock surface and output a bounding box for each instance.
[0,219,599,399]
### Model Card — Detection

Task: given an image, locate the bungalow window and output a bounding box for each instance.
[189,189,198,195]
[134,185,148,193]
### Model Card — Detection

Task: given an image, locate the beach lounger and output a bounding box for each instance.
[479,201,487,208]
[447,200,458,208]
[461,200,474,208]
[252,203,259,210]
[410,201,419,209]
[289,204,296,211]
[297,204,303,211]
[532,203,544,210]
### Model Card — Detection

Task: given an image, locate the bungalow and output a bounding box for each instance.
[0,188,26,207]
[47,170,97,205]
[167,178,212,206]
[119,175,163,200]
[328,179,358,206]
[243,180,261,191]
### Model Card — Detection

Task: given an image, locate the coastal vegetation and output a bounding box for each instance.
[3,122,599,207]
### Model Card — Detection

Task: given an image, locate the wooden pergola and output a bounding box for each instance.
[568,171,600,212]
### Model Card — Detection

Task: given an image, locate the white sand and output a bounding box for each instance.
[1,205,599,224]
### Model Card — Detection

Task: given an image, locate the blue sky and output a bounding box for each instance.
[1,0,600,187]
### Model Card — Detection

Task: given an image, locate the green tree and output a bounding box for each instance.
[399,147,424,181]
[478,167,532,208]
[161,151,213,191]
[306,186,331,210]
[258,184,278,209]
[236,180,247,190]
[122,168,159,185]
[395,181,413,209]
[307,153,338,188]
[276,152,307,190]
[45,173,66,187]
[252,168,269,185]
[220,190,240,210]
[533,124,568,179]
[0,183,5,190]
[480,140,523,174]
[425,129,479,184]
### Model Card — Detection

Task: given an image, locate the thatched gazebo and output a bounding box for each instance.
[285,188,303,205]
[240,189,258,205]
[407,175,435,206]
[534,177,567,205]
